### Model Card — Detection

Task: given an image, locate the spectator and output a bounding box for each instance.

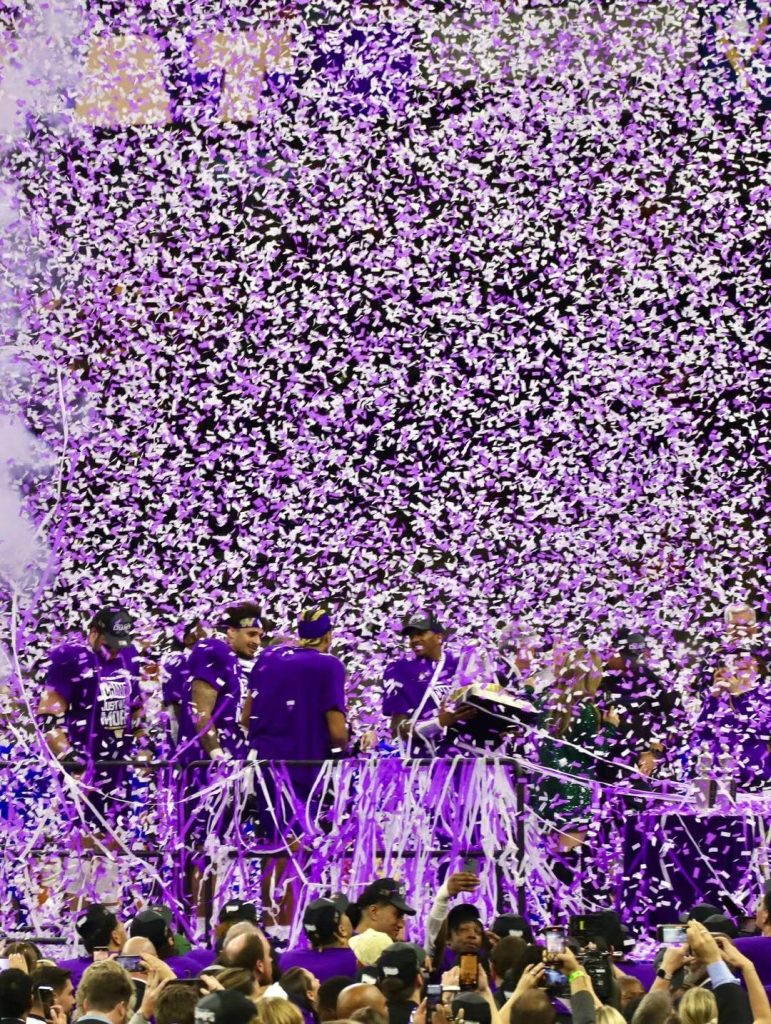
[5,946,41,976]
[424,869,481,960]
[317,979,353,1023]
[76,961,134,1024]
[280,968,320,1024]
[28,966,75,1023]
[616,976,645,1015]
[59,904,128,990]
[280,900,357,982]
[222,931,274,995]
[214,901,260,953]
[349,1009,388,1024]
[375,944,424,1024]
[508,991,555,1024]
[349,934,393,976]
[0,969,34,1024]
[216,968,260,1000]
[337,985,388,1020]
[155,982,199,1024]
[490,916,534,945]
[596,1010,625,1024]
[195,991,259,1024]
[629,992,673,1024]
[489,937,527,995]
[678,988,718,1024]
[254,999,303,1024]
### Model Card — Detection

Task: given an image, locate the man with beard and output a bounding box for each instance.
[36,606,145,829]
[382,612,464,756]
[176,602,262,765]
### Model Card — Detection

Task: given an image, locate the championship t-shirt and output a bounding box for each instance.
[245,645,346,794]
[45,643,141,761]
[176,637,247,762]
[278,945,357,981]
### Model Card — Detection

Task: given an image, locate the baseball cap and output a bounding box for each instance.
[358,878,416,915]
[91,607,135,650]
[452,993,491,1024]
[491,914,533,943]
[130,909,172,953]
[447,904,482,933]
[349,929,393,967]
[303,898,348,945]
[680,903,722,925]
[376,942,425,984]
[149,905,174,927]
[704,914,738,939]
[76,904,118,952]
[218,899,259,924]
[194,991,256,1024]
[402,612,443,636]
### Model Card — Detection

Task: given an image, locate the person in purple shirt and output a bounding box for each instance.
[243,606,348,808]
[280,897,357,982]
[57,903,128,990]
[382,612,463,756]
[36,606,145,825]
[161,617,207,749]
[176,602,263,765]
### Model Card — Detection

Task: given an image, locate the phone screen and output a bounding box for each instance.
[658,925,688,945]
[545,927,566,954]
[458,953,479,990]
[462,857,479,875]
[115,955,144,972]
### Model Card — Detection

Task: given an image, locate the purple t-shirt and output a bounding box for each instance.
[246,646,346,791]
[162,650,188,705]
[45,643,141,761]
[279,945,357,981]
[56,954,93,990]
[382,652,460,752]
[176,637,247,762]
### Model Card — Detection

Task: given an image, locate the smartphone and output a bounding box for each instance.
[93,947,110,962]
[544,967,567,990]
[37,986,54,1020]
[458,952,479,991]
[115,955,145,972]
[545,925,566,955]
[462,856,479,876]
[656,924,688,946]
[426,983,442,1024]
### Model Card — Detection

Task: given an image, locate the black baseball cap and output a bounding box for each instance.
[704,914,738,939]
[491,914,533,943]
[76,904,118,952]
[91,607,135,650]
[194,991,256,1024]
[303,897,349,944]
[680,902,722,925]
[447,904,482,933]
[358,878,416,915]
[452,993,491,1024]
[402,612,443,636]
[376,942,425,984]
[218,899,259,924]
[130,909,172,952]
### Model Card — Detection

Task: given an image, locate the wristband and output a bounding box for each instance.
[568,970,587,983]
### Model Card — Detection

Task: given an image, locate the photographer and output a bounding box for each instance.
[440,964,500,1024]
[676,920,758,1024]
[27,967,75,1024]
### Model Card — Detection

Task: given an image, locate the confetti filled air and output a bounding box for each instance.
[0,2,770,1023]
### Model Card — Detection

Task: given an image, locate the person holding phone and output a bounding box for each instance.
[28,967,75,1024]
[424,864,481,961]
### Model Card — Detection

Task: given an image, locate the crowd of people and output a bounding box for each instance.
[2,868,771,1024]
[24,596,770,844]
